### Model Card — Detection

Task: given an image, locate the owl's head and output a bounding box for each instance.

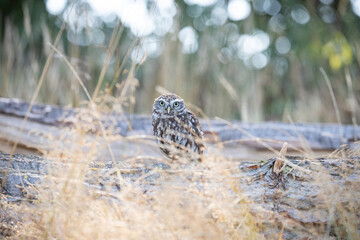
[153,94,186,117]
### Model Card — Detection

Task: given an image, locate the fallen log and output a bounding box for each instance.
[1,149,359,239]
[0,152,169,199]
[0,97,359,154]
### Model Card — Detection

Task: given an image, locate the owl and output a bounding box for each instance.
[152,94,204,161]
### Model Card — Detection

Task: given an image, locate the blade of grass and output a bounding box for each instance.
[92,19,123,100]
[109,34,139,92]
[320,67,344,143]
[345,67,360,140]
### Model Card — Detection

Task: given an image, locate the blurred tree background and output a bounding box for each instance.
[0,0,359,123]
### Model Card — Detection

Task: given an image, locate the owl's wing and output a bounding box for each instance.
[185,110,203,139]
[187,111,205,157]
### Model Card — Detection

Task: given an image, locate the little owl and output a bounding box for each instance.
[152,94,204,161]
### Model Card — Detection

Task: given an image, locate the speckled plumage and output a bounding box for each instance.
[152,94,204,161]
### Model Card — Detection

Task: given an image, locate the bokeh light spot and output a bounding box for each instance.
[251,52,268,69]
[351,0,360,17]
[178,26,199,54]
[184,0,217,7]
[291,5,310,24]
[275,36,291,54]
[237,30,270,59]
[227,0,251,21]
[46,0,67,15]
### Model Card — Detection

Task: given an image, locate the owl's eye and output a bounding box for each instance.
[174,102,179,107]
[159,100,165,106]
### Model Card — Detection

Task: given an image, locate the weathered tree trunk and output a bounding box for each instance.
[1,151,359,238]
[1,97,359,154]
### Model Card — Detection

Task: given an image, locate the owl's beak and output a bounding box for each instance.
[167,106,171,114]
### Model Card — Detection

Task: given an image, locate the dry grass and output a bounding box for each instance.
[14,159,260,239]
[2,121,359,239]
